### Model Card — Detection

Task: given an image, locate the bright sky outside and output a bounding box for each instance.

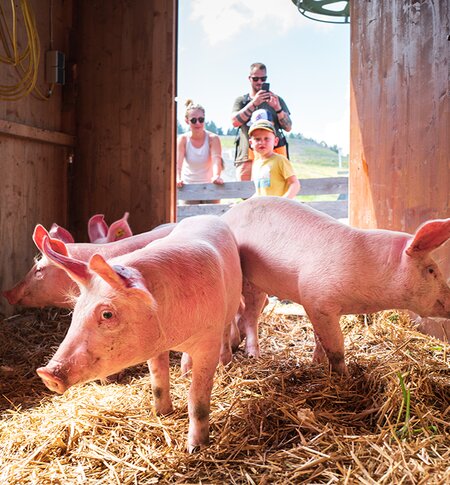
[177,0,351,155]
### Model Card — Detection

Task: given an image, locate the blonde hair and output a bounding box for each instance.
[185,99,205,119]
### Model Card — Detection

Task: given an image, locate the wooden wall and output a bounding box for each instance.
[349,1,449,233]
[0,0,75,314]
[0,0,177,316]
[70,0,177,238]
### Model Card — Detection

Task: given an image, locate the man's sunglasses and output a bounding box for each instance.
[190,117,205,124]
[250,76,267,82]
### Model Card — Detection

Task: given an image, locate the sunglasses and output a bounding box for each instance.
[189,117,205,124]
[250,76,267,82]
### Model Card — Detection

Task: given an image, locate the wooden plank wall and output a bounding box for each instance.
[70,0,177,238]
[0,0,75,315]
[350,1,449,233]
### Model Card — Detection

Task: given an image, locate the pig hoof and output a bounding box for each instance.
[245,345,260,359]
[155,405,174,416]
[187,443,206,454]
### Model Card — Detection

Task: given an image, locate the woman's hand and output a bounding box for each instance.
[176,178,184,188]
[212,175,224,185]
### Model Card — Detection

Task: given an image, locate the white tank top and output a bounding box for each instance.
[181,133,212,183]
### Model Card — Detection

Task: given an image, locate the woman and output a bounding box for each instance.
[177,100,224,203]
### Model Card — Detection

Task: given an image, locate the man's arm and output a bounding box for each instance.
[269,95,292,132]
[231,91,270,127]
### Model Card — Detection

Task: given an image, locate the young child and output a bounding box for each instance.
[248,119,300,198]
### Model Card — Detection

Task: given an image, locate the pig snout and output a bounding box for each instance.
[36,366,69,394]
[2,283,26,305]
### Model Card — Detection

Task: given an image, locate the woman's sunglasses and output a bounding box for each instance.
[190,117,205,124]
[250,76,267,82]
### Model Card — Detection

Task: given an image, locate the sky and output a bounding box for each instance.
[177,0,351,155]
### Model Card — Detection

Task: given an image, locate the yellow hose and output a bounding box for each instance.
[0,0,52,101]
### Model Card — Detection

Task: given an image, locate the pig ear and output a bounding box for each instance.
[33,225,69,256]
[106,212,133,242]
[41,236,91,285]
[89,254,155,305]
[406,219,450,256]
[88,214,108,242]
[49,223,75,244]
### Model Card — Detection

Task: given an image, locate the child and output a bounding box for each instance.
[248,120,300,198]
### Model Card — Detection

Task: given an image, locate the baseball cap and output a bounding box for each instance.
[248,119,276,136]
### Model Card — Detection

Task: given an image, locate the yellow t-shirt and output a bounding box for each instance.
[252,153,296,197]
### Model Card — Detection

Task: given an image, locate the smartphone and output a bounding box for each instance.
[261,82,270,91]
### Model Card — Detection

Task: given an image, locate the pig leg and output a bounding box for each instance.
[181,322,232,375]
[181,352,192,375]
[230,315,241,352]
[312,332,327,364]
[239,279,267,357]
[306,309,348,375]
[187,344,220,453]
[148,352,173,415]
[220,321,233,366]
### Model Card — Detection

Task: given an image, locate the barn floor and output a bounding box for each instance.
[0,306,449,484]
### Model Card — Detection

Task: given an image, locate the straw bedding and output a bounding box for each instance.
[0,305,449,484]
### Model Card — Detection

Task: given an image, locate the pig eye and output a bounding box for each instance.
[428,267,435,275]
[102,311,114,320]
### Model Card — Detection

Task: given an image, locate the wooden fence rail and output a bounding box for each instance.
[177,176,348,221]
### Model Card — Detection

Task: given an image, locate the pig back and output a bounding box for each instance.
[117,216,242,335]
[223,197,347,300]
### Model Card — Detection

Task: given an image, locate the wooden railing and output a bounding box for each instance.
[177,176,348,221]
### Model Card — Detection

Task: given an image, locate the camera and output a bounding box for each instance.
[261,82,270,91]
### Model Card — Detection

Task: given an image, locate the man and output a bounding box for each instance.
[231,62,292,181]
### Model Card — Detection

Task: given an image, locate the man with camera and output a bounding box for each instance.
[231,62,292,181]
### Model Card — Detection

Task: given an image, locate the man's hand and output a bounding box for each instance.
[254,89,271,107]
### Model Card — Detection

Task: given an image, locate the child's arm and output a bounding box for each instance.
[283,175,300,199]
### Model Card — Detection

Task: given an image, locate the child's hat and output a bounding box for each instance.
[248,119,276,136]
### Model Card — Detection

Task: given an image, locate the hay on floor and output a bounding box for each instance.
[0,305,449,484]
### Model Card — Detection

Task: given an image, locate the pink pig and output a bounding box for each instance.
[222,196,450,375]
[35,215,242,452]
[2,223,176,308]
[48,212,133,245]
[88,212,133,243]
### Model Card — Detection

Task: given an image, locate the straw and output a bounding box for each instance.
[1,305,449,483]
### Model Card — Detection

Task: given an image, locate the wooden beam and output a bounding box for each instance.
[0,119,76,147]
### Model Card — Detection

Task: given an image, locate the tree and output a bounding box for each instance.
[177,120,185,134]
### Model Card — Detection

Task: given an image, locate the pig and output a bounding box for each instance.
[88,212,133,243]
[35,215,242,452]
[222,196,450,375]
[411,241,450,341]
[48,212,133,245]
[2,223,176,308]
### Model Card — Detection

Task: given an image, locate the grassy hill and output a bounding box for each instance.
[220,135,349,181]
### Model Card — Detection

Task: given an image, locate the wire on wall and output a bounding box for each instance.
[0,0,53,101]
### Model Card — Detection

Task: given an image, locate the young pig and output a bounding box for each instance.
[88,212,133,243]
[222,196,450,375]
[48,212,133,245]
[35,215,242,452]
[2,223,176,308]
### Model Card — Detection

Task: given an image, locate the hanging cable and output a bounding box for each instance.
[0,0,52,101]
